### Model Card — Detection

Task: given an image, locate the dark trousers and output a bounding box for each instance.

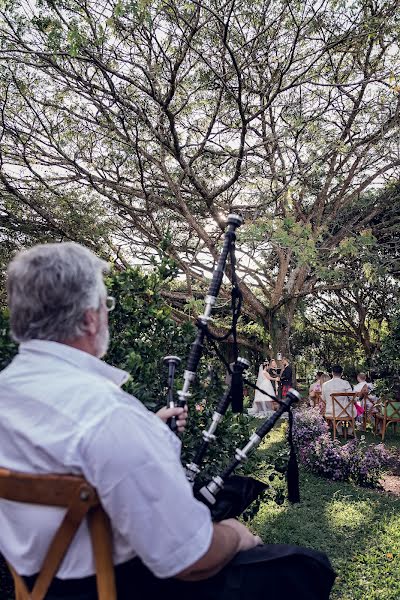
[25,544,336,599]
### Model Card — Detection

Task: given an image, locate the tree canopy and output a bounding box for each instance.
[1,0,400,353]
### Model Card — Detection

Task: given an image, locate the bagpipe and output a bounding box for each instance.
[163,214,301,521]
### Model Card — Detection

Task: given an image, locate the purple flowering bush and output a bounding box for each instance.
[292,406,330,444]
[345,440,392,488]
[293,407,391,488]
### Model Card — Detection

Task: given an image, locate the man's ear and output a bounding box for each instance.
[83,308,99,336]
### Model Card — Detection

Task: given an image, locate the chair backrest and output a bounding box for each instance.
[0,468,116,600]
[330,393,357,419]
[353,383,369,399]
[383,400,400,419]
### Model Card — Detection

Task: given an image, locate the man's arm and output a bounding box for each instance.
[82,405,261,580]
[156,402,263,580]
[176,519,262,581]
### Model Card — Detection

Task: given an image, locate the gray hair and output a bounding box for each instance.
[7,242,109,343]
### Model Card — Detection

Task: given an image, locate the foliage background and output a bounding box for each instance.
[107,266,268,480]
[0,265,266,481]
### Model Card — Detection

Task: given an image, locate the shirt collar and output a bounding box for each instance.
[19,340,130,387]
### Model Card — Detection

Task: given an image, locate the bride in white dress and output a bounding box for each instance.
[251,361,277,415]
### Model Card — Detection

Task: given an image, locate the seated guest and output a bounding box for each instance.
[311,373,330,414]
[353,373,369,398]
[354,373,379,412]
[309,371,325,401]
[352,372,369,418]
[322,366,355,433]
[0,242,335,600]
[367,379,379,402]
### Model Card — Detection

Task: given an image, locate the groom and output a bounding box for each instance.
[280,357,293,398]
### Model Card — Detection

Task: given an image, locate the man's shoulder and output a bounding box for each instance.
[61,375,141,424]
[0,356,136,426]
[324,377,348,385]
[353,382,365,391]
[324,378,351,391]
[79,398,182,473]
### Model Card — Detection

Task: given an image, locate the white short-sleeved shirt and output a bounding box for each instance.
[354,381,377,404]
[321,377,353,417]
[353,381,367,394]
[0,340,213,579]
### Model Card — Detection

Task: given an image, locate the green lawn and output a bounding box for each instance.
[247,423,400,600]
[362,428,400,453]
[1,421,398,600]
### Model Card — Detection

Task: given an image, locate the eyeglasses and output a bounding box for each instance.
[105,296,116,312]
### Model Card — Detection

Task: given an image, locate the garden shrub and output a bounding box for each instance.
[107,267,263,480]
[0,308,17,370]
[373,309,400,400]
[343,439,392,488]
[293,407,391,488]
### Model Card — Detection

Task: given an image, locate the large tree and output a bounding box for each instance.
[298,184,400,365]
[0,181,114,295]
[299,274,399,365]
[1,0,400,352]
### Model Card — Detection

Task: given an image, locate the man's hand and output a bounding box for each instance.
[219,518,263,552]
[176,519,263,581]
[156,406,188,433]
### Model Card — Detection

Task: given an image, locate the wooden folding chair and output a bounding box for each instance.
[325,392,357,441]
[374,400,400,441]
[0,468,116,600]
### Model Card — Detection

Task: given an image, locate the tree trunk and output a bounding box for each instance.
[271,320,291,358]
[269,300,298,359]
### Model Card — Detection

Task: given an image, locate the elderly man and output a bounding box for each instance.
[0,243,335,599]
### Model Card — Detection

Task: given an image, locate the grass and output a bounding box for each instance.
[247,423,400,600]
[1,419,398,600]
[362,428,400,452]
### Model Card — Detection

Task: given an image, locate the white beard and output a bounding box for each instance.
[94,311,110,358]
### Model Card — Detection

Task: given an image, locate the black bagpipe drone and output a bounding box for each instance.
[163,214,301,521]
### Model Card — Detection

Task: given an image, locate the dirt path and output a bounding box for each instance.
[380,446,400,496]
[387,448,400,474]
[381,475,400,497]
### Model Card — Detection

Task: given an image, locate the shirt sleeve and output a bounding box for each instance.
[79,405,213,578]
